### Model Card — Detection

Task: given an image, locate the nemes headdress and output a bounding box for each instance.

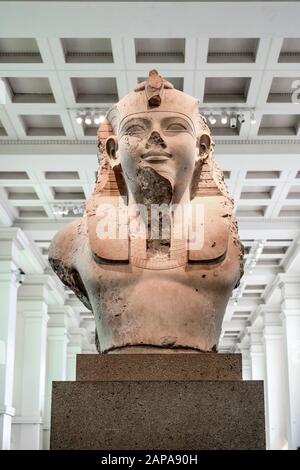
[86,70,242,280]
[94,69,231,203]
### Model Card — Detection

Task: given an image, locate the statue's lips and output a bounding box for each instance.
[141,151,172,163]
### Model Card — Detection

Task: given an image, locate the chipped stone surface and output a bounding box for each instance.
[49,70,244,354]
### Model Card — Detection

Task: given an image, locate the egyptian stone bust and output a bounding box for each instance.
[49,70,243,354]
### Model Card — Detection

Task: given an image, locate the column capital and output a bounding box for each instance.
[276,276,300,319]
[48,305,73,324]
[261,305,281,323]
[0,405,15,417]
[0,265,21,287]
[0,227,27,253]
[12,416,43,425]
[263,324,282,340]
[281,310,300,321]
[47,305,73,341]
[68,327,86,348]
[251,305,282,330]
[0,227,45,274]
[0,229,23,288]
[18,273,66,306]
[236,340,250,356]
[259,306,282,339]
[22,310,49,323]
[263,273,300,306]
[247,326,264,348]
[277,273,300,293]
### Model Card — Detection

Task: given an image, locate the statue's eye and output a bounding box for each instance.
[125,125,145,134]
[166,123,187,131]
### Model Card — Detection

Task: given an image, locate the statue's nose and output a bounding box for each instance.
[145,131,167,149]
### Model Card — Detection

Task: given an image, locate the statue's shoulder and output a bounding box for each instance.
[86,195,129,263]
[48,217,87,268]
[48,218,92,310]
[189,195,231,263]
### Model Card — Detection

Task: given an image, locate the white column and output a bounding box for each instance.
[43,306,70,450]
[263,307,287,450]
[66,328,85,381]
[11,275,51,450]
[0,265,19,449]
[247,320,269,447]
[236,335,251,380]
[0,230,23,449]
[279,275,300,450]
[248,326,265,380]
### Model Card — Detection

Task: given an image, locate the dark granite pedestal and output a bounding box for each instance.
[50,353,265,450]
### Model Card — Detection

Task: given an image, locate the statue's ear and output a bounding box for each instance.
[198,133,211,161]
[105,136,119,167]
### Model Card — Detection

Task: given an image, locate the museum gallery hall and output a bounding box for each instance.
[0,0,300,451]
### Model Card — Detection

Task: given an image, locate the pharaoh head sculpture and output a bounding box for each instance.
[49,70,244,354]
[86,70,240,268]
[93,69,232,208]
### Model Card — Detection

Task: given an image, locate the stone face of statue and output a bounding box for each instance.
[48,70,244,354]
[107,111,203,205]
